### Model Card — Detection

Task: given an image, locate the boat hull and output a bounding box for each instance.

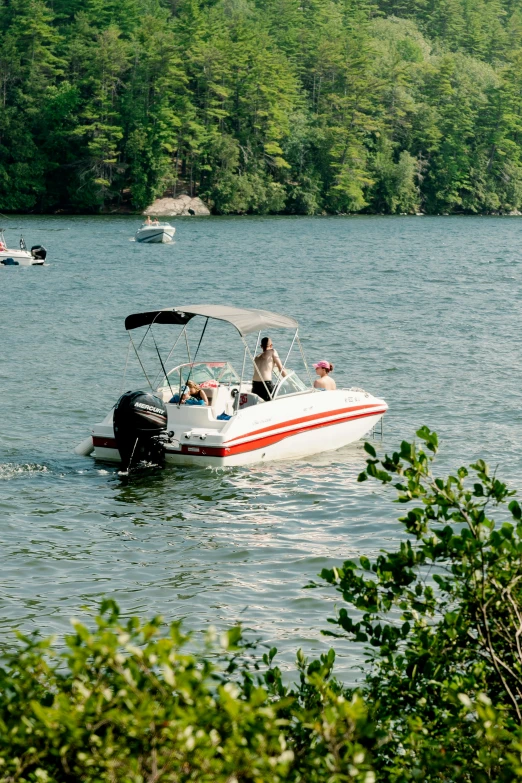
[135,226,176,244]
[172,407,383,466]
[0,250,44,266]
[90,390,387,468]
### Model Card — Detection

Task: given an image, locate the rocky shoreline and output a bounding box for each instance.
[11,199,522,217]
[143,196,211,217]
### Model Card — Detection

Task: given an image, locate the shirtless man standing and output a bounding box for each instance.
[252,337,286,401]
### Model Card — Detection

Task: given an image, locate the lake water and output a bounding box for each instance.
[1,214,521,680]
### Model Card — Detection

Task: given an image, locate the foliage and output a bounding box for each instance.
[314,426,522,780]
[0,600,375,782]
[2,0,522,213]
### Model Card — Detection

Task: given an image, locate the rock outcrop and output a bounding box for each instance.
[143,195,210,217]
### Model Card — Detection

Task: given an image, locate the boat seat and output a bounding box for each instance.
[202,386,216,405]
[239,392,262,409]
[210,385,234,417]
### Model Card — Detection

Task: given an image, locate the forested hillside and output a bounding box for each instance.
[1,0,522,214]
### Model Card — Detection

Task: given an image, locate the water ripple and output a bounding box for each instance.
[1,214,522,681]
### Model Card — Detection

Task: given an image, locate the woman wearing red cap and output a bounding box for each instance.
[313,360,336,390]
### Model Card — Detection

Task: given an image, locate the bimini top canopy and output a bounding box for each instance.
[124,305,298,336]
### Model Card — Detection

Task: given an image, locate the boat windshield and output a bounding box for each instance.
[159,361,240,392]
[273,370,308,398]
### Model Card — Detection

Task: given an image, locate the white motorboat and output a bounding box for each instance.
[135,222,176,243]
[0,229,47,266]
[75,305,388,469]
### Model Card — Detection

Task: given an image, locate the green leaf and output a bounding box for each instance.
[364,442,377,458]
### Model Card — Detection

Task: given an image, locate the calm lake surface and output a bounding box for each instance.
[1,214,521,680]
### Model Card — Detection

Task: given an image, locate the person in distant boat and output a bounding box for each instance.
[145,215,152,225]
[313,361,336,390]
[186,380,209,405]
[252,337,286,401]
[152,217,160,225]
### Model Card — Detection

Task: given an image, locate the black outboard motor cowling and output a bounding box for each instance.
[31,245,47,261]
[113,390,168,471]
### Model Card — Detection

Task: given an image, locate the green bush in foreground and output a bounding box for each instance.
[0,603,374,782]
[315,427,522,781]
[2,428,522,781]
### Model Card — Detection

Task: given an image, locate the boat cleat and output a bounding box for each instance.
[182,428,221,442]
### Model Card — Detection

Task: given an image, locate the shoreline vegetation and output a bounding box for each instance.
[3,429,522,781]
[2,0,522,217]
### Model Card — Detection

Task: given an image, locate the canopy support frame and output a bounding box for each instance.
[297,335,313,388]
[128,331,154,392]
[177,317,209,408]
[282,328,298,375]
[152,324,188,388]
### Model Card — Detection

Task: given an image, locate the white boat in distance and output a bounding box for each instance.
[75,305,388,469]
[135,222,176,243]
[0,229,47,266]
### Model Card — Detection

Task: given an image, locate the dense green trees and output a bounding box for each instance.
[1,0,522,213]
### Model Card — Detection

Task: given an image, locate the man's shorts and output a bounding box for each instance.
[252,380,274,401]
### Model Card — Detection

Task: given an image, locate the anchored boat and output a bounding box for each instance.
[135,222,176,244]
[75,305,388,469]
[0,229,47,266]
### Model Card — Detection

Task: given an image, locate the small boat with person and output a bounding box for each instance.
[0,229,47,266]
[75,305,388,470]
[135,218,176,244]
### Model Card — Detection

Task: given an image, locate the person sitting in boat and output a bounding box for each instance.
[252,337,286,401]
[169,386,188,404]
[152,217,160,225]
[145,215,152,225]
[313,361,336,390]
[169,381,208,406]
[0,239,6,251]
[186,380,209,405]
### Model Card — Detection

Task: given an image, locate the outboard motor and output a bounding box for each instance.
[113,390,168,471]
[31,245,47,261]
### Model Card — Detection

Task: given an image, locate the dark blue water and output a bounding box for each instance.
[1,214,521,679]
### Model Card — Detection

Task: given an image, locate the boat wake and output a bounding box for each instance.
[0,462,49,480]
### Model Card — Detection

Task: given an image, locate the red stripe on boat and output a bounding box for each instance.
[93,436,118,449]
[223,403,385,446]
[179,408,386,458]
[93,406,387,459]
